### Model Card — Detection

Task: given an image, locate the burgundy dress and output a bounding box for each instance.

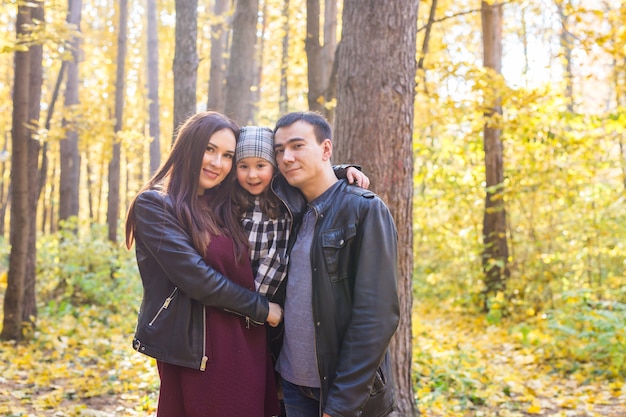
[156,234,280,417]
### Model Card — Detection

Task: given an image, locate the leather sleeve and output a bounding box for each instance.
[332,164,362,180]
[133,190,269,323]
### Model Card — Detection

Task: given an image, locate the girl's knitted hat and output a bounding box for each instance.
[236,126,276,167]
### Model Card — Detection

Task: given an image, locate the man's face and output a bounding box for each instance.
[274,120,330,191]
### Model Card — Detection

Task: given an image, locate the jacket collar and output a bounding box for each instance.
[308,180,344,216]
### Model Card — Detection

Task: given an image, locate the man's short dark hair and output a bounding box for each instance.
[274,111,332,144]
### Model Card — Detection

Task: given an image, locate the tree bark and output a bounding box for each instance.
[2,3,32,341]
[334,0,419,415]
[207,0,230,113]
[481,0,510,306]
[224,0,258,125]
[107,0,128,243]
[147,0,161,174]
[59,0,82,224]
[173,0,198,137]
[23,0,44,326]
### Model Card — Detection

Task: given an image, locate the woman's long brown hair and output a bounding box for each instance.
[125,111,248,260]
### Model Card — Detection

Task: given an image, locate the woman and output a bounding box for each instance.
[125,111,282,416]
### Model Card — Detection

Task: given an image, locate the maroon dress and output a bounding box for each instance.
[156,234,280,417]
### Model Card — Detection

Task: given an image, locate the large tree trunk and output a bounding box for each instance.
[23,0,44,326]
[224,0,258,125]
[207,0,230,113]
[2,3,32,341]
[481,0,510,306]
[333,0,419,415]
[173,0,198,136]
[107,0,128,243]
[59,0,82,224]
[147,0,161,174]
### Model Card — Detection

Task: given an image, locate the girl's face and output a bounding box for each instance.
[236,157,275,196]
[197,129,236,195]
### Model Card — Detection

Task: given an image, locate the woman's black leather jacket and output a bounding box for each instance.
[130,190,269,370]
[272,177,400,417]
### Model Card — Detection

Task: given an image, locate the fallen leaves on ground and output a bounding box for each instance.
[0,300,624,416]
[413,300,626,416]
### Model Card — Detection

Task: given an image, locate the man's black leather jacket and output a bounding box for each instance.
[131,190,270,370]
[272,176,400,417]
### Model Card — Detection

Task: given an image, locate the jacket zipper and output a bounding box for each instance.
[200,305,208,371]
[148,287,178,326]
[223,308,264,328]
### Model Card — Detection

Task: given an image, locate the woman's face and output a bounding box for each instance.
[197,129,236,195]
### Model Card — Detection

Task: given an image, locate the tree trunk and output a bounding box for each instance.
[41,62,66,234]
[322,0,337,123]
[279,0,290,114]
[305,0,323,114]
[333,0,419,415]
[147,0,161,174]
[250,0,267,123]
[556,0,574,111]
[207,0,230,113]
[107,0,128,243]
[481,0,510,306]
[59,0,83,224]
[173,0,198,137]
[305,0,337,120]
[23,0,44,326]
[224,0,258,125]
[2,3,32,341]
[0,134,9,237]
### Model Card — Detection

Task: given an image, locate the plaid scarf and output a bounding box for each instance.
[241,196,290,298]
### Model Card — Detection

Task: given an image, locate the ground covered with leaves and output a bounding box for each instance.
[1,295,624,417]
[0,227,624,416]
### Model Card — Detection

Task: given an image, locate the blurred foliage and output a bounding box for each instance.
[0,221,158,416]
[36,217,140,311]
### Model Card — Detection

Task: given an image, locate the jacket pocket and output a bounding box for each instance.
[321,223,356,282]
[371,366,387,395]
[148,287,178,327]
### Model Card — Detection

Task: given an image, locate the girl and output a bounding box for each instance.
[125,112,281,417]
[232,126,369,301]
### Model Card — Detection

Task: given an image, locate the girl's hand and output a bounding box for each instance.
[346,167,370,189]
[267,302,283,327]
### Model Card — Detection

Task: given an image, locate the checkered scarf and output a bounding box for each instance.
[241,196,290,298]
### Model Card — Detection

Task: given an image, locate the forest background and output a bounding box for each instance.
[0,0,625,416]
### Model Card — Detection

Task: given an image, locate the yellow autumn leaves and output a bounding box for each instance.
[412,301,626,416]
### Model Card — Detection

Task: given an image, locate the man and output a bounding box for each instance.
[271,111,400,417]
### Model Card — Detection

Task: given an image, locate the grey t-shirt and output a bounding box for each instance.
[275,206,320,387]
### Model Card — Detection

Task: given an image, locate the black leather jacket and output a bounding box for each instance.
[272,176,400,417]
[130,190,270,370]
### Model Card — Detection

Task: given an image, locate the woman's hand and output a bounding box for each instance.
[267,302,283,327]
[346,167,370,189]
